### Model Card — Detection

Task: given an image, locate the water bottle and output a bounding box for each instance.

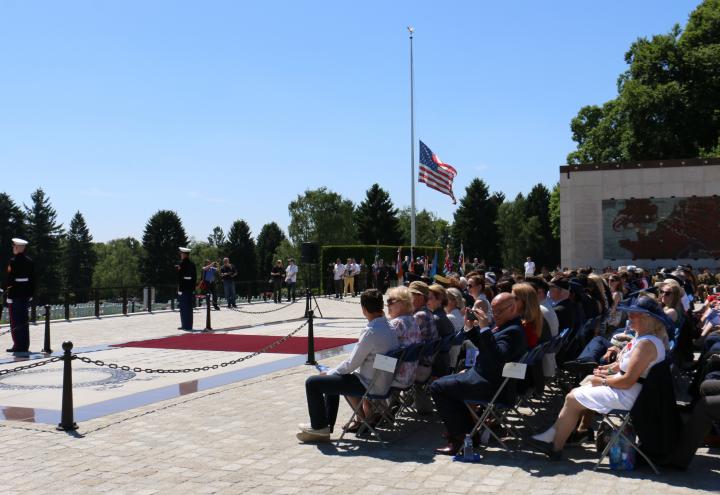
[609,442,622,470]
[463,434,474,461]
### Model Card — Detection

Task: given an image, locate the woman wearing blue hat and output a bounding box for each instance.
[527,296,672,459]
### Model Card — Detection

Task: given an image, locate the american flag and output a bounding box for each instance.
[419,141,457,204]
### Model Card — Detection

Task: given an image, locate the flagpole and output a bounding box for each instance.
[408,26,416,249]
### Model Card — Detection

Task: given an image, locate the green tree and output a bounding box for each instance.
[93,238,142,290]
[354,184,402,245]
[226,219,257,282]
[0,193,26,275]
[256,222,286,279]
[398,208,451,248]
[25,188,64,300]
[140,210,188,294]
[207,226,226,248]
[524,183,558,269]
[567,0,720,163]
[496,194,527,269]
[451,179,503,267]
[288,187,357,245]
[62,211,97,300]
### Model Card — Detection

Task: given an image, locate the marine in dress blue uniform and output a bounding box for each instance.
[2,238,35,353]
[177,247,196,330]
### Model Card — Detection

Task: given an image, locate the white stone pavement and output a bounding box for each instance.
[0,297,717,494]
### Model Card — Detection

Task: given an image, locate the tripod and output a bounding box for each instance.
[303,263,323,318]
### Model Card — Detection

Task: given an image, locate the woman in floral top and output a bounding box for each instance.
[387,286,423,387]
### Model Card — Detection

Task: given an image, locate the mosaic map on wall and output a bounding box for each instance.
[602,196,720,260]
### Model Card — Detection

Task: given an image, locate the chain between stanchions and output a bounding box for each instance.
[226,301,296,314]
[0,356,62,376]
[75,319,310,374]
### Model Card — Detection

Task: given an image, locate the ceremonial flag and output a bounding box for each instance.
[444,245,452,274]
[458,243,465,275]
[396,247,403,279]
[419,141,457,204]
[429,250,438,278]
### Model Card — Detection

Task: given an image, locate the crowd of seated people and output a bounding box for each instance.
[296,262,720,471]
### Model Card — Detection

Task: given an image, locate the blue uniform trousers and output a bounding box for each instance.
[178,292,194,330]
[9,297,30,352]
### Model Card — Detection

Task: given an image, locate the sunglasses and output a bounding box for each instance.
[386,298,398,306]
[660,290,672,296]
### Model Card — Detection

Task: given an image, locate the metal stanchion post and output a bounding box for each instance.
[204,292,212,331]
[171,297,175,311]
[304,288,311,318]
[30,302,37,325]
[305,309,317,365]
[42,305,52,354]
[57,341,78,431]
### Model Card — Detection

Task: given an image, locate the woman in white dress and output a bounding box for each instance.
[528,296,672,459]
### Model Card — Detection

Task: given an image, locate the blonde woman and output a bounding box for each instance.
[528,296,671,459]
[512,282,545,348]
[445,287,466,332]
[386,286,422,387]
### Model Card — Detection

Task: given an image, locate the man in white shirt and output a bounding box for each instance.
[333,258,345,299]
[285,258,299,302]
[343,257,356,298]
[297,289,398,442]
[524,257,536,277]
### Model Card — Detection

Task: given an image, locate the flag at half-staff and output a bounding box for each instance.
[419,141,457,204]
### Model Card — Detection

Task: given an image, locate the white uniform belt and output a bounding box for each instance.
[183,277,192,280]
[15,278,29,282]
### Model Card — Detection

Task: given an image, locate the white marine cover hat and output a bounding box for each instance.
[11,238,28,246]
[178,247,191,253]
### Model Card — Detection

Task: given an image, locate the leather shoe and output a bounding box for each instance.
[6,348,15,353]
[434,437,463,456]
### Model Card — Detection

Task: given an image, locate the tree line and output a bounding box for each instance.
[0,181,561,302]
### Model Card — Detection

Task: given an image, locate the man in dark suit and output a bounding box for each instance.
[430,292,528,454]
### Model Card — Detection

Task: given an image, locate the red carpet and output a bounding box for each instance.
[114,333,357,354]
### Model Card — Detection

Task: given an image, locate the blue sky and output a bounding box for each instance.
[0,0,702,242]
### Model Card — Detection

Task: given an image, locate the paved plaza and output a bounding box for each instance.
[0,297,717,494]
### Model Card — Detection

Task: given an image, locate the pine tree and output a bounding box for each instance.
[0,193,26,276]
[140,210,188,298]
[354,184,402,245]
[62,211,97,300]
[256,222,286,279]
[452,179,503,267]
[227,220,257,282]
[25,188,64,301]
[524,183,555,269]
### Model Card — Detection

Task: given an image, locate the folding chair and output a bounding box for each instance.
[594,409,660,474]
[383,342,426,422]
[464,345,545,455]
[336,348,404,447]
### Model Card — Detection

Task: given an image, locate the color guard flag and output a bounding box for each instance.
[429,250,438,278]
[443,245,452,274]
[458,243,465,275]
[419,141,457,204]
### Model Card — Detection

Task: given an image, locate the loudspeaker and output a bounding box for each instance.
[300,242,320,264]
